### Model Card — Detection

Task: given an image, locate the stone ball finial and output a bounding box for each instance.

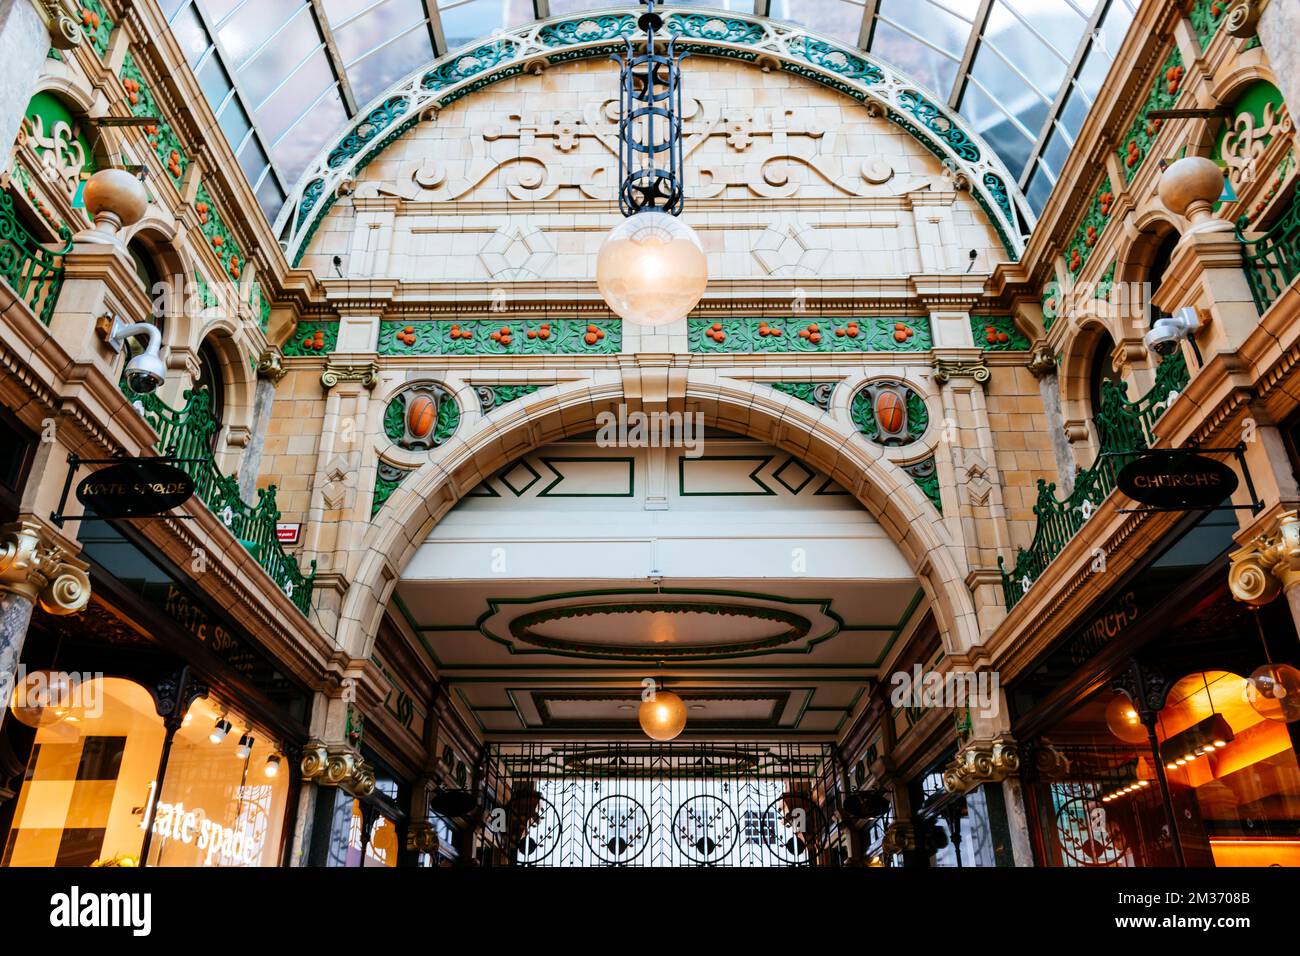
[1158,156,1226,224]
[82,168,149,234]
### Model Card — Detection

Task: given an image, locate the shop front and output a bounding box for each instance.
[0,519,312,867]
[1009,511,1300,867]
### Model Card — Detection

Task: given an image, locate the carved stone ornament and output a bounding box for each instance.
[300,740,377,797]
[406,820,440,855]
[942,734,1020,795]
[0,519,91,615]
[38,1,84,49]
[1027,344,1057,379]
[1225,0,1264,37]
[1228,510,1300,606]
[321,361,379,391]
[879,821,918,855]
[932,358,990,385]
[256,349,287,384]
[1033,740,1071,780]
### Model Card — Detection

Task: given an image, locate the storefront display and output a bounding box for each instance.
[1012,511,1300,867]
[2,679,290,867]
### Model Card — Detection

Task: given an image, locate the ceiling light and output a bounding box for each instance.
[638,686,687,741]
[236,733,254,759]
[264,754,281,778]
[210,718,232,744]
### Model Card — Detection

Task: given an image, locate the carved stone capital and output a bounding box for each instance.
[1225,0,1264,37]
[406,820,440,855]
[256,349,287,384]
[942,734,1020,795]
[1027,344,1056,378]
[300,740,377,797]
[321,361,379,391]
[37,1,84,49]
[932,357,990,385]
[0,519,90,615]
[1229,510,1300,605]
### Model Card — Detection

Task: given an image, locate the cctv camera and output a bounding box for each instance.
[1143,306,1199,358]
[101,317,166,394]
[124,350,166,394]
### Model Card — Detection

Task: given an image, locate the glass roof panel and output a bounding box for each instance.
[348,24,436,105]
[157,0,1138,224]
[768,0,866,46]
[336,0,427,65]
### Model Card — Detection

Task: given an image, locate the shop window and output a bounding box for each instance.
[144,696,289,867]
[2,679,291,867]
[347,800,399,868]
[1026,665,1300,867]
[3,678,164,867]
[0,410,36,521]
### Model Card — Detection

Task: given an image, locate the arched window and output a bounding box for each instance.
[1145,231,1180,326]
[1088,330,1121,419]
[194,340,225,430]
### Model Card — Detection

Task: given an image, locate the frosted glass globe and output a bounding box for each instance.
[597,211,708,327]
[638,689,687,741]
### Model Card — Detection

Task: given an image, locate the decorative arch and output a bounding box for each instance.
[274,6,1030,265]
[1058,316,1119,464]
[335,374,981,665]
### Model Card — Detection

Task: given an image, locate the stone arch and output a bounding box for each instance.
[335,373,980,665]
[1116,206,1182,341]
[1058,316,1118,465]
[194,322,256,473]
[274,7,1030,264]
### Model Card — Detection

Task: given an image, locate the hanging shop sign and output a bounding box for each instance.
[1107,445,1260,515]
[275,523,301,545]
[75,459,194,518]
[52,453,198,526]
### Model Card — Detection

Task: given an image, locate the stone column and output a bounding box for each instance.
[0,1,79,154]
[0,518,91,732]
[1253,1,1300,121]
[238,348,285,504]
[1028,344,1076,498]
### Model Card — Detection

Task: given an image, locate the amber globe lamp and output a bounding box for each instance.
[1104,692,1148,744]
[596,211,708,328]
[8,669,73,729]
[1246,663,1300,722]
[638,688,688,741]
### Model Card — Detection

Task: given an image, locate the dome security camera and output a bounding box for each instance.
[101,316,166,394]
[1143,306,1200,357]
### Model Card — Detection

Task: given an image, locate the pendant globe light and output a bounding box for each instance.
[596,0,708,328]
[1246,609,1300,723]
[638,680,687,741]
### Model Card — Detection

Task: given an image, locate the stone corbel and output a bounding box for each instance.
[256,348,287,384]
[1228,509,1300,605]
[0,519,91,615]
[942,734,1020,795]
[321,361,379,391]
[1027,344,1056,379]
[300,741,377,797]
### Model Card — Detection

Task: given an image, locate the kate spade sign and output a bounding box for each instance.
[75,459,194,519]
[1116,452,1237,510]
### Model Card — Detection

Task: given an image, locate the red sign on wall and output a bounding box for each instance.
[276,523,301,545]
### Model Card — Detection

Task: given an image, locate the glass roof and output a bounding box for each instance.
[156,0,1138,224]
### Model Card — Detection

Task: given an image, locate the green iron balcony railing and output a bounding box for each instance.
[999,352,1190,610]
[0,190,72,325]
[1236,198,1300,315]
[122,383,317,616]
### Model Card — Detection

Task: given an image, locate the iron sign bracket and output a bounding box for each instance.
[49,449,206,527]
[1101,443,1264,516]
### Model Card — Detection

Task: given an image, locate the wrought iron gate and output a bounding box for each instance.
[478,742,849,867]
